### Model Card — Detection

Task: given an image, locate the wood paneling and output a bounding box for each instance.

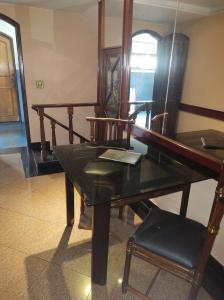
[179,103,224,121]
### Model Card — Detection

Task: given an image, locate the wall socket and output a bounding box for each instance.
[36,80,44,89]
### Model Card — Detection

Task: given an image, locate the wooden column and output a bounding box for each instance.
[67,107,74,144]
[38,107,47,161]
[120,0,133,119]
[97,0,105,116]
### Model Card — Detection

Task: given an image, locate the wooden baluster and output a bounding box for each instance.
[109,122,113,140]
[119,122,124,140]
[67,107,74,144]
[51,120,57,146]
[90,120,95,142]
[113,122,117,140]
[145,103,150,129]
[38,107,47,161]
[127,123,132,145]
[104,122,108,141]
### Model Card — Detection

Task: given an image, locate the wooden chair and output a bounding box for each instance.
[151,112,168,134]
[86,117,135,144]
[122,163,224,300]
[80,117,135,218]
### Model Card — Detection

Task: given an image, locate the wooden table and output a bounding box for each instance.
[54,138,209,285]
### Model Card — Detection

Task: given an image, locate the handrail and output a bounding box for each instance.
[32,102,98,109]
[32,102,99,160]
[32,106,89,143]
[132,125,221,176]
[129,101,153,129]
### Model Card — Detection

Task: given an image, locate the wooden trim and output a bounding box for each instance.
[120,0,133,118]
[32,103,98,109]
[179,103,224,121]
[132,125,221,176]
[0,13,31,146]
[97,0,105,116]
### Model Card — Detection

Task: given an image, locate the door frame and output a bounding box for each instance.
[0,13,31,147]
[0,32,20,122]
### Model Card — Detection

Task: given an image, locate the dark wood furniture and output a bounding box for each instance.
[53,137,209,285]
[122,163,224,300]
[83,117,135,217]
[86,117,134,143]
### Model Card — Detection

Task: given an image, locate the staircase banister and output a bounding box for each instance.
[32,102,99,109]
[32,106,89,143]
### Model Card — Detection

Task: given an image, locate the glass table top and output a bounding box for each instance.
[54,139,209,205]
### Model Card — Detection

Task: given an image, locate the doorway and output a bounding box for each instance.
[0,14,30,150]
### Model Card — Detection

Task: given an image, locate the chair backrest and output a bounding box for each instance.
[86,117,135,143]
[151,112,168,134]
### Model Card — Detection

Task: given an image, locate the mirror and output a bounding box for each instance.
[129,0,179,132]
[105,0,124,47]
[173,0,224,134]
[128,0,224,139]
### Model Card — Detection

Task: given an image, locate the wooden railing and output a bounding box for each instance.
[128,101,153,129]
[32,101,153,161]
[32,103,98,160]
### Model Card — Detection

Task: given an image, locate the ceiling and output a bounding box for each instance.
[1,0,224,22]
[0,0,97,11]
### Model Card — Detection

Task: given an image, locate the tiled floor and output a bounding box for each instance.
[0,152,213,300]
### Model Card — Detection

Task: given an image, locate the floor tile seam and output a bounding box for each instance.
[0,205,66,226]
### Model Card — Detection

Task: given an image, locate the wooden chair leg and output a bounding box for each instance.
[122,238,134,294]
[80,191,85,215]
[188,271,202,300]
[118,206,124,219]
[188,282,200,300]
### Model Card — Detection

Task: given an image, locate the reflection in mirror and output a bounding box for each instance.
[164,0,224,141]
[105,0,124,47]
[129,0,179,132]
[102,0,124,118]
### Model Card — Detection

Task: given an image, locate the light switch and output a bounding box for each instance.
[36,80,44,89]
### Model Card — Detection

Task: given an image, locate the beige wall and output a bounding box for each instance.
[132,19,173,36]
[177,12,224,132]
[0,3,98,144]
[105,16,173,48]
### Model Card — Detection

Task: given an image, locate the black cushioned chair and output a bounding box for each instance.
[122,163,224,300]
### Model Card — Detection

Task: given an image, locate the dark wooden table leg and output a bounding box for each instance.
[92,201,111,285]
[65,174,74,226]
[180,183,191,217]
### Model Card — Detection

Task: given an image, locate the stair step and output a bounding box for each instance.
[30,142,63,175]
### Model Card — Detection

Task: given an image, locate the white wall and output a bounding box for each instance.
[0,3,98,144]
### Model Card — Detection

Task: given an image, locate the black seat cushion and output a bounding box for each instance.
[133,208,206,269]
